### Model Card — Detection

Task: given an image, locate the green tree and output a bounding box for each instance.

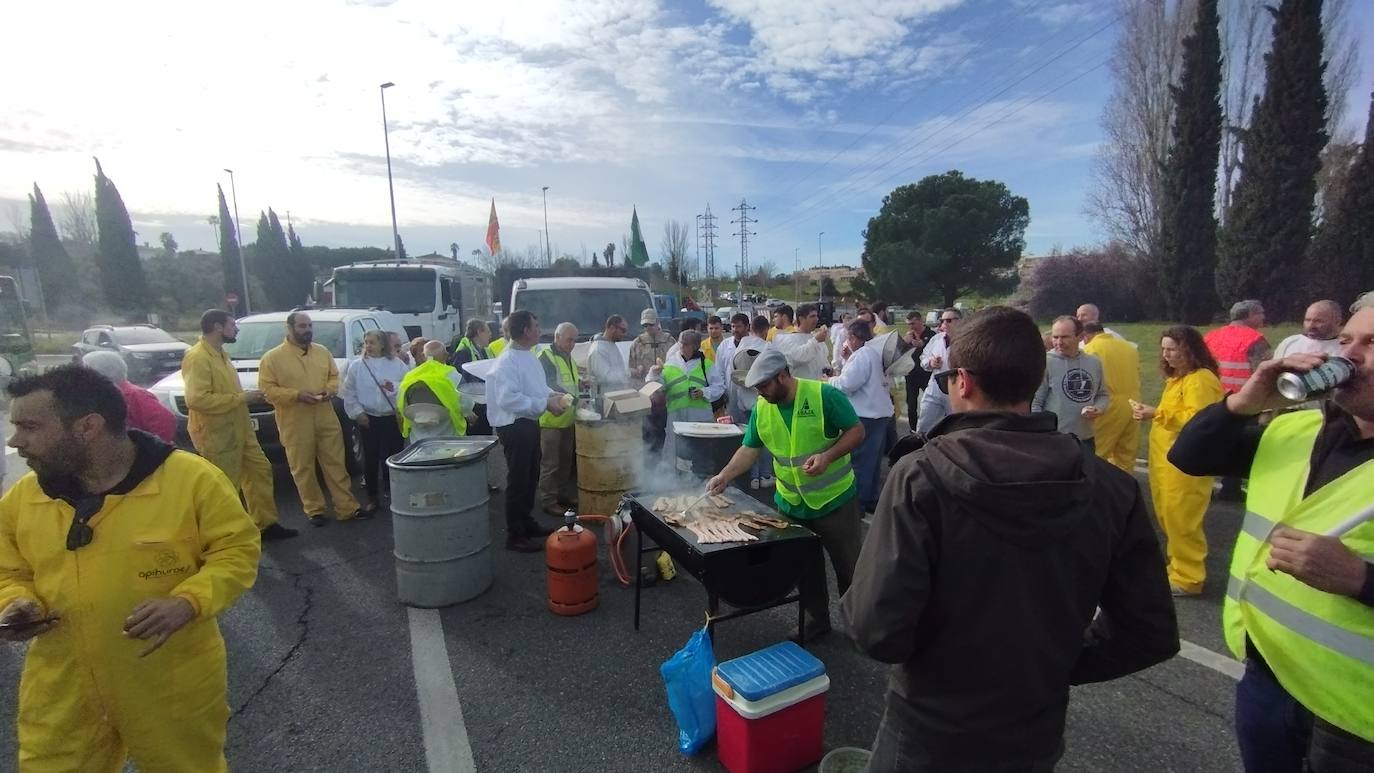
[861,170,1029,307]
[1217,0,1327,318]
[820,277,839,298]
[1157,0,1223,324]
[216,184,247,310]
[159,232,178,259]
[1306,90,1374,304]
[251,208,308,310]
[92,158,150,315]
[27,183,78,309]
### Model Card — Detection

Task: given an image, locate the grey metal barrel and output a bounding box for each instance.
[387,437,497,608]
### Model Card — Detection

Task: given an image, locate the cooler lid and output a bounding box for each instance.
[388,437,495,467]
[715,641,826,701]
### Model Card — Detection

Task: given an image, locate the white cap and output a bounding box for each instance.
[640,308,659,325]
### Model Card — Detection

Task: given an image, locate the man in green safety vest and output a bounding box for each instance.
[651,330,724,463]
[538,322,580,517]
[1171,299,1374,770]
[706,348,864,639]
[396,341,467,443]
[451,318,493,435]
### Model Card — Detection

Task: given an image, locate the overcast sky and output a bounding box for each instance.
[3,0,1372,273]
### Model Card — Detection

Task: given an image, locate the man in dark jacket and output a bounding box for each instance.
[840,305,1179,772]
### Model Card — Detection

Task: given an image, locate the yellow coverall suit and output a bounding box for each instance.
[1084,332,1142,473]
[181,338,279,530]
[1147,368,1224,593]
[258,339,360,519]
[0,450,261,772]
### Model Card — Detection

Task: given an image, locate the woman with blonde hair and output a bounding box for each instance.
[341,329,409,512]
[1132,325,1223,596]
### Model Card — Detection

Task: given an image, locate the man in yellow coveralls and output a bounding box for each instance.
[258,312,361,526]
[0,365,260,772]
[182,309,297,540]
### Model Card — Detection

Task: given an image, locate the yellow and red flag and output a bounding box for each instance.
[485,198,501,255]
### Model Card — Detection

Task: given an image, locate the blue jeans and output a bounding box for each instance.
[855,417,892,512]
[1237,659,1374,773]
[1237,660,1311,773]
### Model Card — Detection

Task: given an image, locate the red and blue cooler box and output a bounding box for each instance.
[711,641,830,773]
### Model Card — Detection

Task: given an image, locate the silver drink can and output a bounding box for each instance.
[1276,357,1356,401]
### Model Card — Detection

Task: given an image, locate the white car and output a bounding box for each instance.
[149,308,407,473]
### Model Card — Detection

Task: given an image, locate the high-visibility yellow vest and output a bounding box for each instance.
[454,337,487,362]
[489,338,509,358]
[1223,410,1374,741]
[396,359,467,438]
[663,358,710,412]
[755,379,855,510]
[539,348,578,429]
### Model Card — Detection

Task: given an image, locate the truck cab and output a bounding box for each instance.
[510,276,653,343]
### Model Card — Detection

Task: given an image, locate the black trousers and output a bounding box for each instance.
[904,371,927,428]
[496,419,542,537]
[359,414,403,503]
[790,498,862,627]
[467,403,493,436]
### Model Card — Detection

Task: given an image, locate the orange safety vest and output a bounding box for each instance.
[1204,324,1265,394]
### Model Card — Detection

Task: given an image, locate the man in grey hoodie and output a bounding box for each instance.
[1033,315,1108,449]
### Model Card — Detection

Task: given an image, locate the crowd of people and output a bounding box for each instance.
[0,288,1370,771]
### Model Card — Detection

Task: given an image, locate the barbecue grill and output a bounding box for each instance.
[622,488,822,642]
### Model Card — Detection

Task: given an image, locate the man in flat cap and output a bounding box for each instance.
[706,349,866,638]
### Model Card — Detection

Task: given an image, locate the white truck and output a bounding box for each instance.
[508,276,653,344]
[148,308,407,474]
[321,256,493,344]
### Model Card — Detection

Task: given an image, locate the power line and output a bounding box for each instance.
[731,199,757,279]
[767,0,1053,200]
[759,12,1122,238]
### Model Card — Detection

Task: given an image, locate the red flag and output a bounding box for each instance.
[485,198,501,255]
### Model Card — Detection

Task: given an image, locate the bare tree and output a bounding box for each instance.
[661,220,691,285]
[3,201,28,240]
[1087,0,1196,259]
[1218,0,1268,223]
[1322,0,1361,141]
[58,191,97,246]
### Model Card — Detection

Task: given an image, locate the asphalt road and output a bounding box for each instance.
[0,424,1248,772]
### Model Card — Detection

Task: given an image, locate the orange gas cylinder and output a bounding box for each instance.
[546,511,599,616]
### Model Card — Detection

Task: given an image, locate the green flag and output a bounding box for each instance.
[629,207,650,267]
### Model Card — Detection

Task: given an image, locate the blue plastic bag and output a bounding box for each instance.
[660,625,717,755]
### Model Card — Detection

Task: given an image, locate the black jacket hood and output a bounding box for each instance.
[920,411,1093,545]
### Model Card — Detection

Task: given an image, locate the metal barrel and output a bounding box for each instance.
[575,415,642,516]
[388,454,492,607]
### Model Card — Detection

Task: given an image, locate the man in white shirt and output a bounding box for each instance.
[830,312,854,371]
[773,303,831,380]
[487,310,568,552]
[717,314,772,489]
[588,314,630,407]
[916,308,961,435]
[828,319,894,513]
[1274,299,1344,358]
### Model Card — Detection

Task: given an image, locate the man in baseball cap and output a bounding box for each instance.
[708,348,865,638]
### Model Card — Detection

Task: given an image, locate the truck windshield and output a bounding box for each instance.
[225,321,346,359]
[334,268,436,314]
[514,289,652,341]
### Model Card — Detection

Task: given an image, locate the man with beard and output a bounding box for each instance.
[0,365,260,771]
[1170,298,1374,771]
[258,312,361,526]
[181,309,296,540]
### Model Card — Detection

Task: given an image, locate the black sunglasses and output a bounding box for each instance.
[66,496,105,551]
[934,368,972,395]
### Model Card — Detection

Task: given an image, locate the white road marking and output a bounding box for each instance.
[408,608,477,773]
[1178,639,1244,681]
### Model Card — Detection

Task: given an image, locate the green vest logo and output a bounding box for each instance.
[796,398,816,418]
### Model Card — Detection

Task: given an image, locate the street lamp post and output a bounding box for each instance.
[817,231,824,270]
[379,82,402,259]
[222,168,251,314]
[542,186,551,266]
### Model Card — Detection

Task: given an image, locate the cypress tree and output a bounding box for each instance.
[216,185,247,311]
[1216,0,1327,319]
[1306,91,1374,305]
[92,158,150,315]
[28,183,77,309]
[1157,0,1222,324]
